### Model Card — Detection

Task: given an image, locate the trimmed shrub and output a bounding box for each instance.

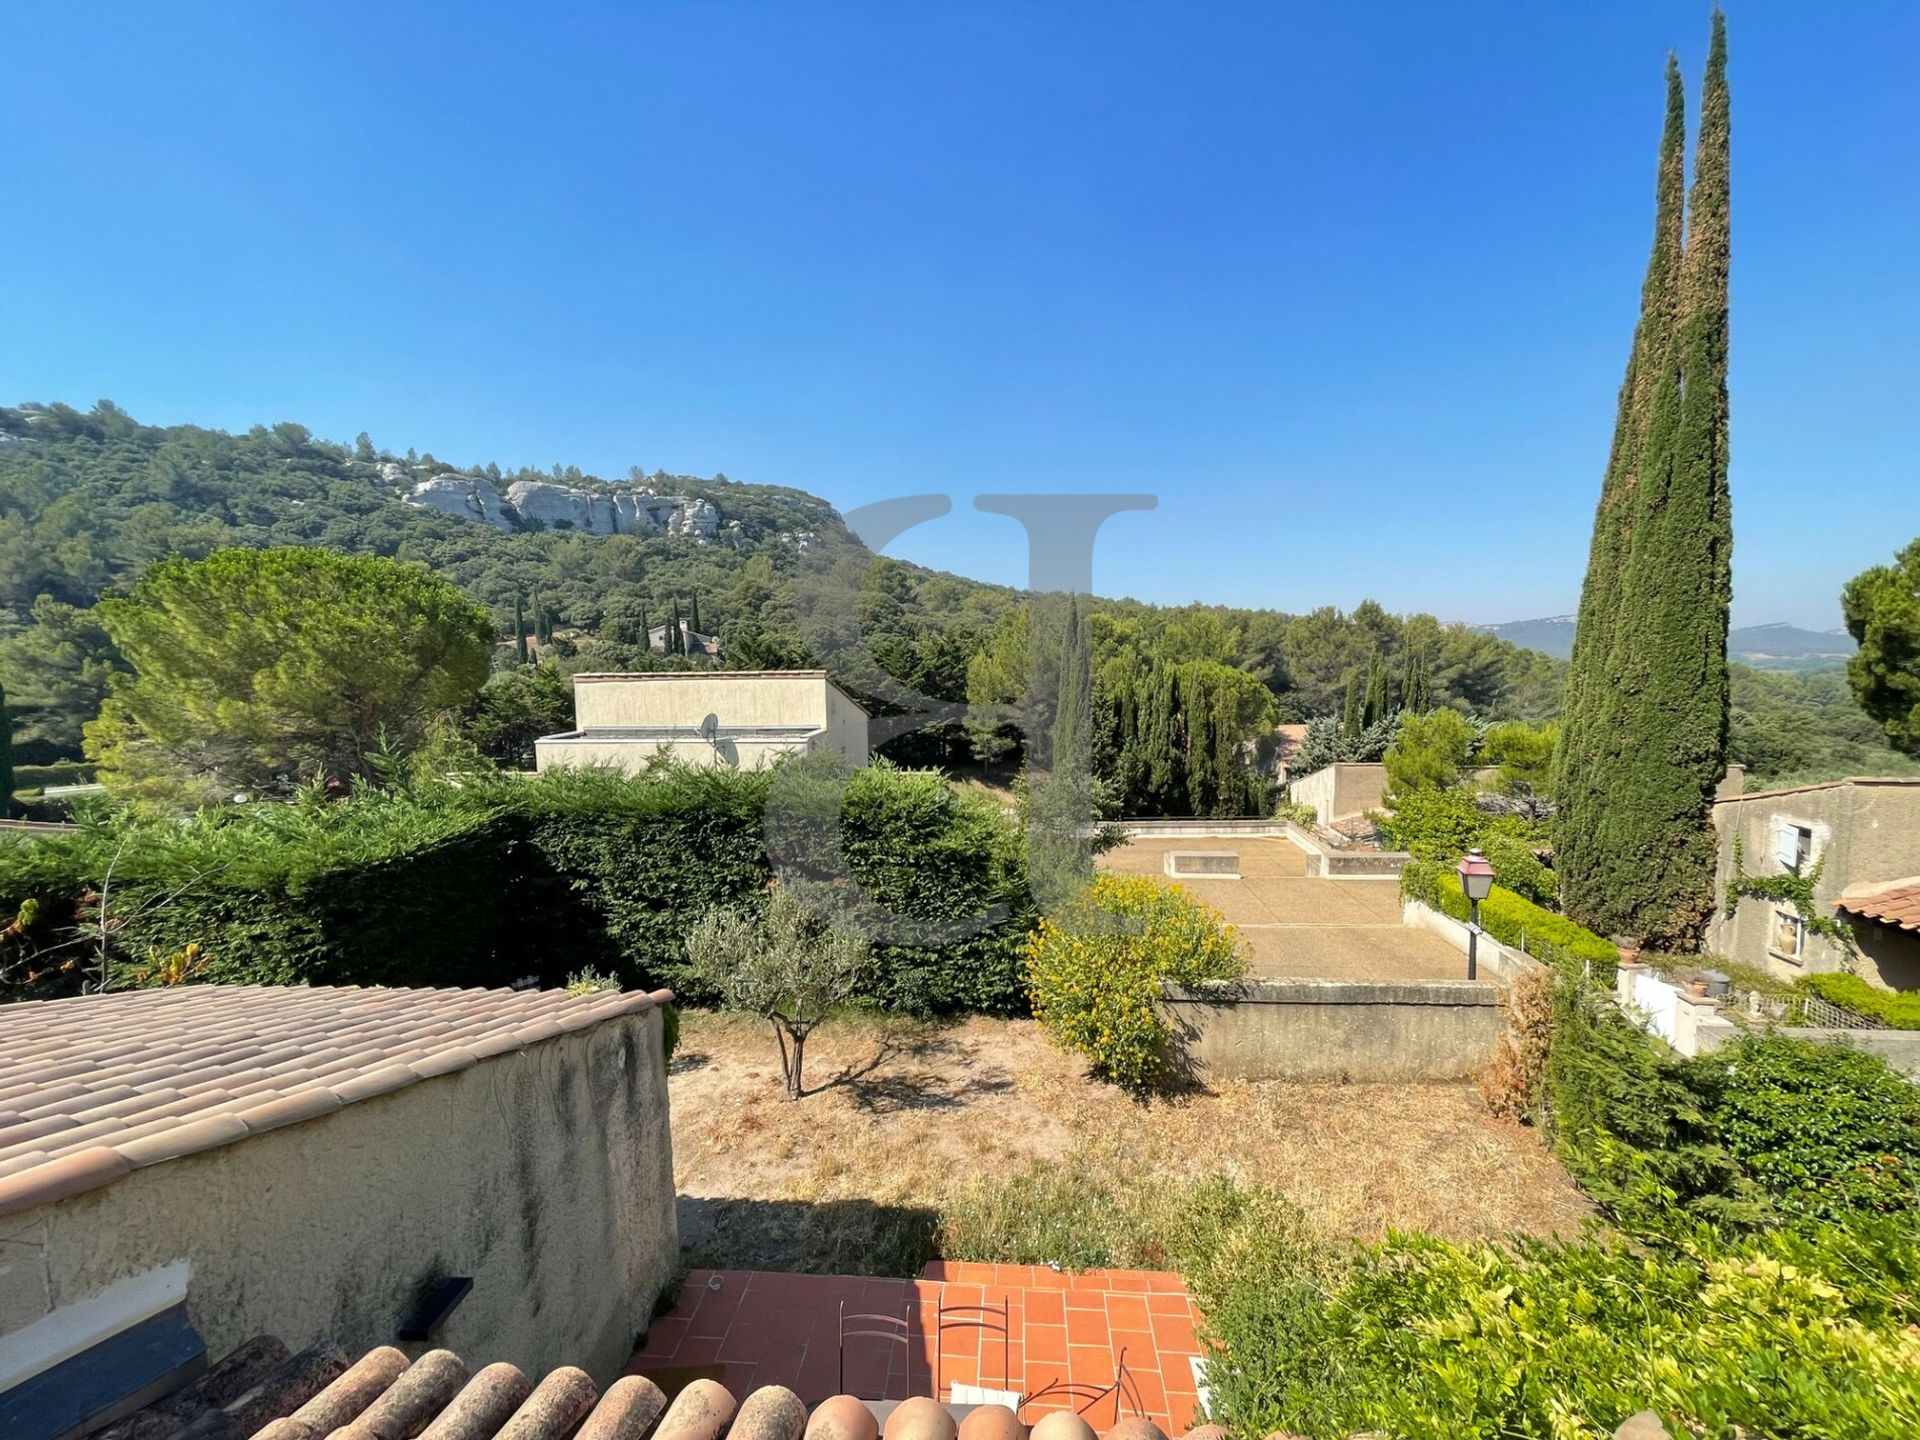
[1698,1033,1920,1220]
[1024,873,1246,1090]
[1401,861,1616,978]
[1800,971,1920,1030]
[0,762,1036,1014]
[1196,1213,1920,1440]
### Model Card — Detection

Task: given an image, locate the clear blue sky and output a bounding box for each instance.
[3,2,1915,628]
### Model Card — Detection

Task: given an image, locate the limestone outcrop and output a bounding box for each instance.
[406,474,514,530]
[404,474,720,539]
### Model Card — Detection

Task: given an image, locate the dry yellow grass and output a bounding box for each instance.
[670,1011,1593,1272]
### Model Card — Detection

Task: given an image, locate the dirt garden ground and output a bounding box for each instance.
[669,1012,1593,1275]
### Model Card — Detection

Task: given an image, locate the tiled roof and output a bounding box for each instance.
[1836,876,1920,932]
[0,982,669,1218]
[113,1339,1237,1440]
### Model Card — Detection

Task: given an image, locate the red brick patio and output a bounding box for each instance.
[627,1263,1209,1433]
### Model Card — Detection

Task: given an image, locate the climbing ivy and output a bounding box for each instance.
[1724,837,1856,957]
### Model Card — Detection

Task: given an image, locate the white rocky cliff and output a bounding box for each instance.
[404,474,719,539]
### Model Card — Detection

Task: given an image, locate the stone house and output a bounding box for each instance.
[535,671,870,775]
[0,983,678,1439]
[1706,775,1920,988]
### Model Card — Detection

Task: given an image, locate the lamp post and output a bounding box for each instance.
[1457,848,1495,980]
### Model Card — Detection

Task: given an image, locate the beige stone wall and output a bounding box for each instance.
[0,1010,676,1386]
[536,734,820,773]
[574,673,829,730]
[1708,781,1920,982]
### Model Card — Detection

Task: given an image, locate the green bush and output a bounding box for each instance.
[1401,861,1616,978]
[1197,1213,1920,1440]
[1543,981,1758,1231]
[0,761,1036,1014]
[1699,1033,1920,1220]
[1377,791,1556,904]
[1023,873,1246,1090]
[1800,971,1920,1030]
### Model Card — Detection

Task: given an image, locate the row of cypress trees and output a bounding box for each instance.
[1553,12,1733,948]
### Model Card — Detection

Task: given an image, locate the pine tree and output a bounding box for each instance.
[1554,16,1731,946]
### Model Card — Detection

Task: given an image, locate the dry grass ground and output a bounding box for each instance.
[670,1011,1593,1274]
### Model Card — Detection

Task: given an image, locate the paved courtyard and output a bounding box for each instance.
[1098,835,1467,981]
[628,1263,1208,1432]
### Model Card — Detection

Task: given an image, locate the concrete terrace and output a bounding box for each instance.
[1098,835,1465,981]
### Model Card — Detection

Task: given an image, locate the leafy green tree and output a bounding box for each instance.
[0,681,13,815]
[85,547,493,799]
[1841,538,1920,756]
[465,662,574,769]
[1482,719,1559,816]
[0,597,123,759]
[683,884,870,1099]
[1384,708,1478,796]
[1555,18,1732,947]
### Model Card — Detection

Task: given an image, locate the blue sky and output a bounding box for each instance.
[3,2,1915,628]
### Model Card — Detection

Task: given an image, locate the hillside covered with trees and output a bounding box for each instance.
[0,399,1905,806]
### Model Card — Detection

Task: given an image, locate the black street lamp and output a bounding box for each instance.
[1457,847,1496,980]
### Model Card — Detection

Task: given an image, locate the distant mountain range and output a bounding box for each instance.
[1483,616,1856,671]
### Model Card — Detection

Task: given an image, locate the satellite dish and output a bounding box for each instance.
[698,713,720,744]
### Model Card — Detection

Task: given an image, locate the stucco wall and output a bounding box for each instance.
[822,685,871,767]
[536,733,822,774]
[1290,764,1389,825]
[0,1010,675,1387]
[574,673,830,730]
[1707,781,1920,982]
[1161,978,1501,1081]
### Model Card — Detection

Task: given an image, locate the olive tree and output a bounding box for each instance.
[683,884,869,1099]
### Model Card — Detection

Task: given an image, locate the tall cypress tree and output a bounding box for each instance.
[513,591,529,665]
[1555,15,1731,946]
[689,594,702,636]
[668,600,683,656]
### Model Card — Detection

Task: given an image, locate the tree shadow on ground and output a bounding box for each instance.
[669,1050,712,1077]
[813,1031,1017,1113]
[677,1194,941,1277]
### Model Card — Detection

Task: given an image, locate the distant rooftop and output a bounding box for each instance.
[1716,775,1920,805]
[0,983,667,1218]
[1837,877,1920,933]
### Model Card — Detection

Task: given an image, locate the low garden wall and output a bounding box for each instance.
[1613,963,1920,1076]
[1160,977,1502,1082]
[1402,899,1540,983]
[1282,821,1412,879]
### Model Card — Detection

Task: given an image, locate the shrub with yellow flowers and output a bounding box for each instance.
[1024,873,1246,1090]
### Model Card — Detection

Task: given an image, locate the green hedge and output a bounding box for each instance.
[1400,860,1618,979]
[0,759,1035,1013]
[1800,972,1920,1030]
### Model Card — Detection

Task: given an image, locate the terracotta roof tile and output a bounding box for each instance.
[108,1337,1248,1440]
[0,982,667,1218]
[1837,876,1920,932]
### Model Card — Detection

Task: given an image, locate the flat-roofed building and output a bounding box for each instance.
[534,670,870,774]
